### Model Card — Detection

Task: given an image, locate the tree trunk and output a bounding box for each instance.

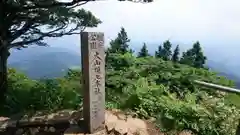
[0,42,8,105]
[236,121,240,135]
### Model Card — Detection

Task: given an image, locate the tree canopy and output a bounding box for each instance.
[155,44,163,58]
[180,41,206,68]
[0,0,153,49]
[1,1,97,49]
[172,45,180,62]
[155,40,172,61]
[107,27,132,54]
[138,43,150,57]
[0,0,153,102]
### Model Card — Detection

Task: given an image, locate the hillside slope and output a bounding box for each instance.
[3,52,240,135]
[8,47,81,79]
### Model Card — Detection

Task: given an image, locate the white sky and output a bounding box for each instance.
[54,0,239,54]
[83,0,240,46]
[47,0,240,72]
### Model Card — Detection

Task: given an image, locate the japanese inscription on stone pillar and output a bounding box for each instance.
[81,32,105,133]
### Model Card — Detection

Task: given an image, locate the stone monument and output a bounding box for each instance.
[81,32,105,133]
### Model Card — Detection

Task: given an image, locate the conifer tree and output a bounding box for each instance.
[108,27,131,54]
[192,41,207,68]
[172,45,180,62]
[155,45,163,58]
[161,40,172,61]
[138,43,150,57]
[180,50,194,66]
[180,41,206,68]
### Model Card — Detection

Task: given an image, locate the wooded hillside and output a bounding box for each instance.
[2,28,240,135]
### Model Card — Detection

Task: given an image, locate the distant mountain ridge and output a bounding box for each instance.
[8,46,240,89]
[207,60,240,88]
[8,46,81,79]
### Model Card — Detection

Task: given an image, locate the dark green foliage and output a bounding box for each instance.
[0,0,101,102]
[138,43,150,57]
[172,45,180,62]
[106,27,133,69]
[180,50,194,66]
[180,41,206,68]
[3,53,240,135]
[107,27,131,54]
[155,40,172,61]
[2,27,240,135]
[2,68,82,115]
[105,54,239,135]
[106,52,135,70]
[0,0,151,100]
[2,0,151,49]
[192,42,207,68]
[1,0,101,49]
[155,45,163,58]
[162,40,172,61]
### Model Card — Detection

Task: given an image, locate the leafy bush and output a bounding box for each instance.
[1,68,82,115]
[105,54,240,134]
[2,53,240,135]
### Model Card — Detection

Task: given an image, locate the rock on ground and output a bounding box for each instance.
[64,109,163,135]
[64,109,193,135]
[0,109,193,135]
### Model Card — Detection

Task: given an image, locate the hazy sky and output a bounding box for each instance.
[83,0,240,45]
[45,0,240,67]
[49,0,240,59]
[9,0,240,77]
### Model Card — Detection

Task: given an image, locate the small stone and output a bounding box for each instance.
[178,130,193,135]
[114,121,128,135]
[92,130,106,135]
[49,127,56,132]
[117,114,127,121]
[105,111,118,123]
[148,117,156,122]
[105,122,116,133]
[137,129,149,135]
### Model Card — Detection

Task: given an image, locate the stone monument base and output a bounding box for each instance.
[64,109,163,135]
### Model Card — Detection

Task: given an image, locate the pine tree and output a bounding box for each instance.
[172,45,180,62]
[0,0,102,101]
[192,41,207,68]
[106,27,132,69]
[180,50,194,66]
[161,40,172,61]
[118,27,130,54]
[108,39,120,53]
[138,43,150,57]
[180,41,206,68]
[108,27,131,54]
[155,45,163,58]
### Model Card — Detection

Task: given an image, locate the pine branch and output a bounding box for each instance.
[23,0,94,10]
[10,20,36,42]
[9,24,84,48]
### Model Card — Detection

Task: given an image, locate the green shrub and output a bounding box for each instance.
[3,54,240,135]
[1,68,82,116]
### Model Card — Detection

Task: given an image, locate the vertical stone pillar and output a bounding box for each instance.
[81,32,105,133]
